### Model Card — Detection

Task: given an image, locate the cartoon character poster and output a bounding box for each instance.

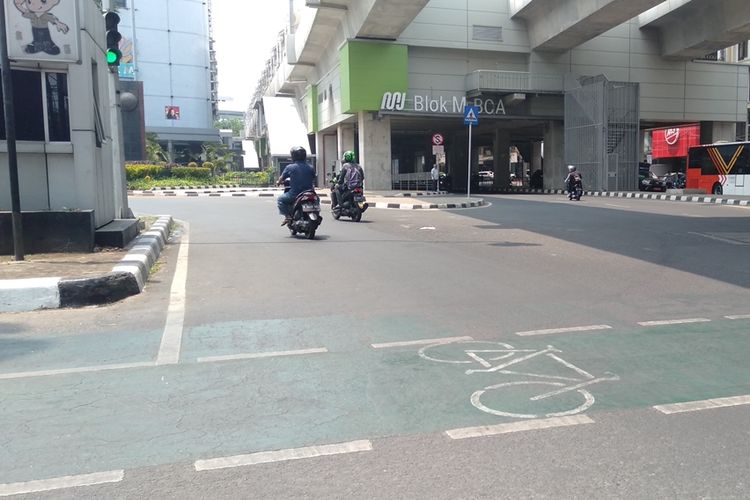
[5,0,79,62]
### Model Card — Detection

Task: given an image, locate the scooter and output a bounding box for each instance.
[328,172,368,222]
[568,180,583,201]
[287,190,322,239]
[332,186,368,222]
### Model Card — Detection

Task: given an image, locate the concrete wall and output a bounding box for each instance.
[0,0,124,228]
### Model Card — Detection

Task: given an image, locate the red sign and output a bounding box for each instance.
[651,124,700,159]
[432,133,444,146]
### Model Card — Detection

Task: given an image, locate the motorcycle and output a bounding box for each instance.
[283,181,322,239]
[329,173,368,222]
[568,180,583,201]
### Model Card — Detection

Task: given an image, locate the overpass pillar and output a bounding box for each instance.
[544,121,565,190]
[493,128,511,190]
[358,112,392,191]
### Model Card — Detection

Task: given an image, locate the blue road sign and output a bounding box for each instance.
[464,106,480,126]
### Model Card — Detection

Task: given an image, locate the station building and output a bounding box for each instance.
[248,0,750,192]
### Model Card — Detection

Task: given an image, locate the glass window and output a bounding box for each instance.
[46,73,70,142]
[0,70,44,141]
[0,69,70,142]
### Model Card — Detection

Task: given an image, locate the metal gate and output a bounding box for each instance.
[565,75,639,192]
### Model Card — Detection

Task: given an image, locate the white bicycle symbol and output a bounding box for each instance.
[418,341,619,419]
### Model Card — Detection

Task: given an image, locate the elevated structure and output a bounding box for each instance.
[248,0,749,192]
[639,0,750,59]
[511,0,664,52]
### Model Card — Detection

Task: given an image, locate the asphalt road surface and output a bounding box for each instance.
[1,193,749,499]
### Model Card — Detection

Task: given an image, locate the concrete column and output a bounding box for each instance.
[315,131,325,187]
[543,121,565,190]
[532,141,543,172]
[358,112,392,191]
[709,122,737,143]
[337,124,356,170]
[492,128,511,189]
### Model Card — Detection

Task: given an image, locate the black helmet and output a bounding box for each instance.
[291,146,307,162]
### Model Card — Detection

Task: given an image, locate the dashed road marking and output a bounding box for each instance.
[515,325,612,337]
[445,415,594,440]
[654,395,750,415]
[0,470,124,497]
[637,318,711,327]
[197,348,328,363]
[725,314,750,320]
[371,336,473,349]
[194,440,373,471]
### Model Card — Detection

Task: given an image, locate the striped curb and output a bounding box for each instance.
[0,216,173,313]
[490,188,750,206]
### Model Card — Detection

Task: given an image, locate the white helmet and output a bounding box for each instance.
[568,165,577,172]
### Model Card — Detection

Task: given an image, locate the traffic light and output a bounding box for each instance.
[104,11,122,66]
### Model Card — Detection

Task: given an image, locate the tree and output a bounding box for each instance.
[202,142,234,173]
[214,118,245,137]
[146,133,170,163]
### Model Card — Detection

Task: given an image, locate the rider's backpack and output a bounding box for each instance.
[344,164,363,189]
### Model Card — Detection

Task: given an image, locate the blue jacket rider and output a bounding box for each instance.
[276,146,316,225]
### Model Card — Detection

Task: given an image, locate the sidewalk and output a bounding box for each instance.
[0,216,173,313]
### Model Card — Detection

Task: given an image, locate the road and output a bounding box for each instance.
[1,193,749,499]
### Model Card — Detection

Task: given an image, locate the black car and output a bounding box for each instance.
[638,164,666,192]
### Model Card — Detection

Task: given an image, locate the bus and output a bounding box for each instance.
[687,141,750,195]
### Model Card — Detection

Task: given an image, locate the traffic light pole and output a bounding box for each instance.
[0,1,24,260]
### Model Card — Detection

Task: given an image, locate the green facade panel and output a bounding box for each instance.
[308,84,319,133]
[340,41,408,114]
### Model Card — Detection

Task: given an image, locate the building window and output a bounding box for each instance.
[739,41,748,61]
[46,73,70,142]
[0,70,70,142]
[113,0,128,8]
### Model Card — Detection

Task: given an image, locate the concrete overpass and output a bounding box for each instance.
[639,0,750,59]
[510,0,664,52]
[287,0,429,83]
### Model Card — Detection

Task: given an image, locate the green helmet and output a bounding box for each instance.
[343,150,356,163]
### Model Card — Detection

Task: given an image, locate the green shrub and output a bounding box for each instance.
[125,164,169,180]
[187,161,199,169]
[171,166,212,179]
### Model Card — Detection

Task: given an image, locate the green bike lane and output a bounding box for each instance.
[1,315,749,484]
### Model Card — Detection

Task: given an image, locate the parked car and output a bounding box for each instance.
[662,172,686,189]
[639,171,667,192]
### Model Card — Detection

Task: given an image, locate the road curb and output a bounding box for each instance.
[0,216,173,313]
[492,188,750,206]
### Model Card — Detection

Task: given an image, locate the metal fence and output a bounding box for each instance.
[465,70,566,94]
[565,76,639,192]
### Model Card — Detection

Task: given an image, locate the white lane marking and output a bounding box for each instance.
[156,221,190,365]
[0,470,124,497]
[637,318,711,326]
[194,440,373,471]
[604,203,627,208]
[725,314,750,320]
[0,362,154,381]
[687,231,746,245]
[371,336,473,349]
[445,415,594,440]
[654,395,750,415]
[515,325,612,337]
[197,348,328,363]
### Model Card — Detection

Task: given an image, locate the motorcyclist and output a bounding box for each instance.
[276,146,316,225]
[564,165,583,200]
[331,150,364,209]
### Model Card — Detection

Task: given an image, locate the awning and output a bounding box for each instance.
[262,96,309,157]
[242,140,260,170]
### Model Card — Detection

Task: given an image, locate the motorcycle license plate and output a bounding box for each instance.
[302,203,320,212]
[354,196,365,202]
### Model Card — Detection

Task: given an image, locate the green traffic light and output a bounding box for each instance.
[106,49,121,65]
